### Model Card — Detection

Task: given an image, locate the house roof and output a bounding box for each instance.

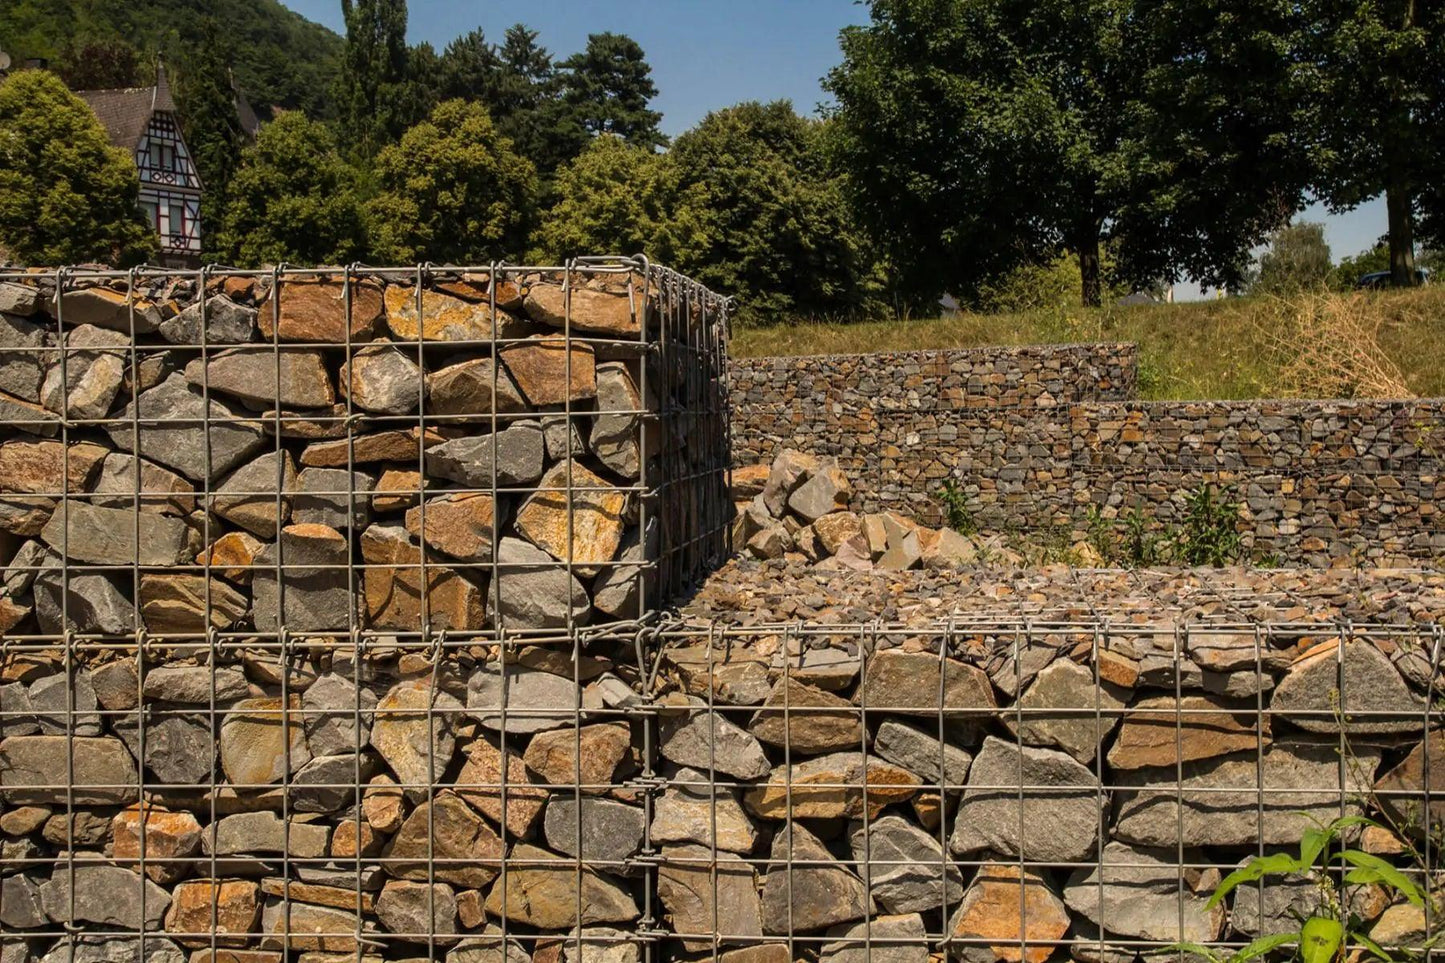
[75,66,177,150]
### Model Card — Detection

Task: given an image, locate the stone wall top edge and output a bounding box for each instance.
[730,340,1136,367]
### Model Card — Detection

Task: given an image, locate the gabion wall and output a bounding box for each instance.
[0,259,731,645]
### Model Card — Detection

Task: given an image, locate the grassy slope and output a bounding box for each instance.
[731,286,1445,400]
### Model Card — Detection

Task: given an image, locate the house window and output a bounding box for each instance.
[168,200,188,247]
[140,199,159,231]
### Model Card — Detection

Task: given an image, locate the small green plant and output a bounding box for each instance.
[1173,483,1244,567]
[1135,351,1164,397]
[935,478,976,535]
[1169,815,1427,963]
[1084,505,1117,563]
[1122,503,1164,567]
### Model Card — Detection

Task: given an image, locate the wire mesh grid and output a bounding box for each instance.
[1,619,1441,963]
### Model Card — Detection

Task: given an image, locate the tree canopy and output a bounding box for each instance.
[534,135,665,260]
[1249,222,1333,294]
[367,99,538,264]
[174,19,246,233]
[559,33,666,150]
[212,112,368,266]
[0,70,155,267]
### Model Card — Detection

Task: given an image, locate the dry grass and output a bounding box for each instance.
[731,285,1445,400]
[1254,291,1412,399]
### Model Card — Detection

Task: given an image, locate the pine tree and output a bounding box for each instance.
[175,19,245,240]
[337,0,410,158]
[559,33,665,150]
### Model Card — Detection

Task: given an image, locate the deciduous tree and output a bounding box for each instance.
[0,69,155,266]
[213,112,367,266]
[337,0,411,157]
[533,134,663,259]
[1249,222,1333,294]
[366,99,537,264]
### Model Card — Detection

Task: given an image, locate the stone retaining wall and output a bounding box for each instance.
[1,626,1440,962]
[0,262,730,644]
[731,347,1445,565]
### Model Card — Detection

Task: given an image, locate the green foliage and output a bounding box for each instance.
[1330,242,1393,290]
[1084,506,1115,563]
[533,135,663,259]
[337,0,414,158]
[53,36,145,90]
[825,0,1310,310]
[0,0,343,119]
[1122,504,1165,567]
[367,99,538,264]
[0,70,155,267]
[559,33,666,151]
[1173,483,1244,567]
[175,20,246,235]
[1176,815,1427,963]
[660,101,881,325]
[935,479,976,535]
[212,112,367,266]
[1250,222,1334,295]
[971,250,1132,313]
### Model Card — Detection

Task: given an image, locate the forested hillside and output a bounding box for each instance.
[0,0,341,117]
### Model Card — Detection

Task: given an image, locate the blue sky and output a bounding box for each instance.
[282,0,1390,276]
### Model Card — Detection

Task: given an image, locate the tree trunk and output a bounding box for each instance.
[1076,228,1103,308]
[1385,178,1418,287]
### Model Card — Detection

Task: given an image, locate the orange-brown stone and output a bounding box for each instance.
[166,878,260,948]
[259,278,384,343]
[950,864,1070,963]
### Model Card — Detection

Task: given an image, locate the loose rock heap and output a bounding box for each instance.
[732,450,995,572]
[0,266,729,639]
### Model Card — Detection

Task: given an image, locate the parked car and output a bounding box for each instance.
[1356,269,1429,289]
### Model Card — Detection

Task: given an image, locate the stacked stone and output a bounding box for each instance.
[645,629,1443,961]
[731,449,996,572]
[0,265,730,641]
[0,642,663,963]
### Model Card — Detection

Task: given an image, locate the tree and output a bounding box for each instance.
[437,28,501,103]
[0,70,155,266]
[490,25,582,176]
[366,99,537,264]
[1328,239,1390,289]
[533,134,663,259]
[825,0,1309,308]
[1304,0,1444,287]
[559,33,666,150]
[212,112,367,266]
[53,36,145,90]
[175,20,245,235]
[658,101,880,324]
[336,0,410,157]
[1249,221,1333,294]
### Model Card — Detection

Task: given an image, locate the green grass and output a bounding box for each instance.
[731,286,1445,400]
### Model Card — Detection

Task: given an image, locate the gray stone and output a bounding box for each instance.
[28,670,101,735]
[90,659,138,710]
[39,865,171,929]
[158,295,257,345]
[788,463,851,523]
[760,821,870,934]
[1137,654,1204,690]
[1111,741,1382,848]
[1269,639,1423,734]
[40,325,128,420]
[750,676,863,755]
[211,450,296,539]
[850,814,963,916]
[590,362,644,478]
[375,880,458,940]
[0,282,41,316]
[40,502,191,566]
[424,424,546,488]
[184,348,334,410]
[426,357,527,417]
[1,937,30,963]
[32,569,135,635]
[252,524,355,633]
[659,697,772,780]
[0,682,38,737]
[822,913,930,963]
[542,414,587,462]
[91,454,196,515]
[949,736,1102,862]
[38,937,184,963]
[1005,658,1127,765]
[1228,858,1320,937]
[3,540,49,596]
[113,712,217,785]
[446,929,531,963]
[0,735,137,805]
[0,874,45,928]
[467,662,580,735]
[303,673,377,756]
[1063,841,1223,943]
[341,343,424,415]
[203,811,329,858]
[0,391,59,437]
[873,719,972,788]
[561,928,641,963]
[293,467,375,530]
[650,766,759,854]
[543,797,646,862]
[591,522,655,621]
[0,313,48,402]
[657,844,763,951]
[493,536,591,630]
[142,665,250,704]
[761,449,818,517]
[107,374,267,482]
[292,753,374,813]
